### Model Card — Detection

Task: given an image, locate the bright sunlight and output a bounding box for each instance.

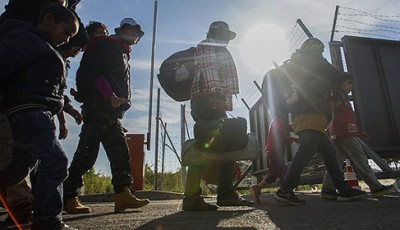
[240,24,286,73]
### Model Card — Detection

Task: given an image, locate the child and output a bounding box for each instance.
[321,73,393,200]
[250,113,299,204]
[0,4,78,229]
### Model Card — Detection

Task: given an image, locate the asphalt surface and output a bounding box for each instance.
[63,191,400,230]
[1,190,400,230]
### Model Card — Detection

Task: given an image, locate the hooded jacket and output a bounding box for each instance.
[0,20,66,117]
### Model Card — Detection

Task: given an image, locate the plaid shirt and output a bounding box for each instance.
[191,38,239,111]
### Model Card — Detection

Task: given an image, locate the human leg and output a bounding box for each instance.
[5,110,68,226]
[341,137,393,197]
[339,137,381,191]
[63,121,101,214]
[101,119,133,193]
[101,118,149,212]
[279,130,321,193]
[183,164,217,211]
[318,136,366,201]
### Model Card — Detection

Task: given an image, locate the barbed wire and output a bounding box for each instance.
[336,29,398,40]
[337,25,400,35]
[340,6,400,22]
[337,18,400,31]
[334,6,400,41]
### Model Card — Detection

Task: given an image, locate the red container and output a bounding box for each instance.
[126,134,145,190]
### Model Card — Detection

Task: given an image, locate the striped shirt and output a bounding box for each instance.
[191,38,239,111]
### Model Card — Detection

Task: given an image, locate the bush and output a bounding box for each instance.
[82,168,113,194]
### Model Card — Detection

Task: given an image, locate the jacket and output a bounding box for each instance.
[328,92,363,143]
[76,36,132,118]
[0,20,66,117]
[286,54,343,118]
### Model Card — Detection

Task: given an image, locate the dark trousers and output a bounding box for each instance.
[0,110,68,223]
[185,94,236,200]
[280,129,349,193]
[63,110,132,198]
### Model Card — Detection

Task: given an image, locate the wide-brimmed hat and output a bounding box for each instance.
[208,21,236,40]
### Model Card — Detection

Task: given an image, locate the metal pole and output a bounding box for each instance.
[241,98,251,111]
[154,88,160,190]
[180,104,187,188]
[330,5,340,42]
[147,0,158,151]
[296,19,313,38]
[161,122,166,190]
[253,80,262,93]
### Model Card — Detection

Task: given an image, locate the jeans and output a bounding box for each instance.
[0,109,68,223]
[280,129,349,193]
[322,136,382,192]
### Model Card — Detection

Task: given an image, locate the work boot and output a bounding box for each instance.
[64,197,91,214]
[182,196,218,211]
[114,187,150,213]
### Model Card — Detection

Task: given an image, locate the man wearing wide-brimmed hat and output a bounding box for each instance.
[183,21,254,211]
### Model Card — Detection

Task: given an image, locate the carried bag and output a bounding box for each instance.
[157,47,196,101]
[194,117,248,153]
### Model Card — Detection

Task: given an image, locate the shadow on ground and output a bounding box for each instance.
[136,209,256,230]
[254,192,400,230]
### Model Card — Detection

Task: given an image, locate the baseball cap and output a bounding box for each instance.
[208,21,236,40]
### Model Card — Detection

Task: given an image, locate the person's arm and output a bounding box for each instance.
[0,31,38,84]
[57,112,68,140]
[93,76,129,108]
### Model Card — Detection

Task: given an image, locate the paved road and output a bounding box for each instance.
[2,191,399,230]
[60,191,400,230]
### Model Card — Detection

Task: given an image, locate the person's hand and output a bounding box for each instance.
[66,107,83,125]
[58,122,68,140]
[361,132,370,141]
[110,93,129,108]
[70,88,78,97]
[289,137,300,144]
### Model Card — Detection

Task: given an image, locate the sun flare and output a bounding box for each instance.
[240,24,286,72]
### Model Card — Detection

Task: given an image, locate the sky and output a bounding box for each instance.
[1,0,399,177]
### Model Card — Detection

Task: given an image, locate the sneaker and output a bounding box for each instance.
[371,185,394,198]
[182,196,218,211]
[337,188,367,202]
[273,189,305,206]
[250,185,261,204]
[320,189,338,201]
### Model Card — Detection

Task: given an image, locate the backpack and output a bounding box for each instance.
[157,47,196,101]
[262,61,300,116]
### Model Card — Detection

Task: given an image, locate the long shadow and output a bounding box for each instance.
[136,209,256,230]
[255,192,400,230]
[63,210,141,222]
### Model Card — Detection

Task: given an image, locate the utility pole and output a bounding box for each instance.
[154,88,160,190]
[147,0,158,151]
